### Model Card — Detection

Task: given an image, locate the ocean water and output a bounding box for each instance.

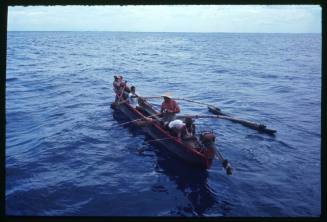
[6,31,321,216]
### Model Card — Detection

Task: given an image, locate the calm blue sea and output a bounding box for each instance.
[6,31,321,216]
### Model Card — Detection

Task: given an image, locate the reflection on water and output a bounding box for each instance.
[153,142,228,216]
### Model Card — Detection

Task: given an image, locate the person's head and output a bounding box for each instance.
[131,86,135,93]
[119,76,123,80]
[162,93,172,102]
[184,117,193,127]
[114,75,118,81]
[163,96,170,102]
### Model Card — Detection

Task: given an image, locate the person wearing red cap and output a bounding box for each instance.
[160,93,180,127]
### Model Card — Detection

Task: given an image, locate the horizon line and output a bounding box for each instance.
[7,30,322,34]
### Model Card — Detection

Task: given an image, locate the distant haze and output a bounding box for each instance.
[8,5,321,33]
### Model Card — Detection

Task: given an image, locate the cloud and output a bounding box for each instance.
[8,5,321,33]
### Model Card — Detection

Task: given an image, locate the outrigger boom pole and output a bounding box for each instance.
[141,96,276,134]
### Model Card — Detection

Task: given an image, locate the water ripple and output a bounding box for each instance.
[6,31,321,217]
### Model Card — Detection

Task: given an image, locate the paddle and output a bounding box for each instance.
[175,98,222,114]
[117,83,127,102]
[140,96,162,100]
[177,114,221,119]
[109,113,161,129]
[215,148,233,175]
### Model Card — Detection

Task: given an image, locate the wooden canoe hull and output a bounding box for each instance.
[112,102,215,169]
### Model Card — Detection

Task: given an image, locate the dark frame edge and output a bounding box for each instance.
[321,1,327,220]
[2,0,326,221]
[6,0,325,7]
[0,0,7,219]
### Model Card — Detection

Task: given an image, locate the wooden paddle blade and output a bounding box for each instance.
[222,159,233,175]
[226,166,233,175]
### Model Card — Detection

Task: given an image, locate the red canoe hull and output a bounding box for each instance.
[112,102,215,169]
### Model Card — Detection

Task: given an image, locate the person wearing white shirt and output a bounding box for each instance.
[168,119,185,139]
[128,86,138,108]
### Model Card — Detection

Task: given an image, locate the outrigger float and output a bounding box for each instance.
[110,79,276,175]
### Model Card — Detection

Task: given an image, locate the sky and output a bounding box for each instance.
[8,5,322,33]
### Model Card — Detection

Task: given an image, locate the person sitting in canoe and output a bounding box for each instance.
[128,86,138,108]
[113,75,122,102]
[116,76,130,101]
[119,76,130,92]
[181,117,196,140]
[168,119,185,139]
[113,75,121,93]
[167,118,195,141]
[160,93,180,127]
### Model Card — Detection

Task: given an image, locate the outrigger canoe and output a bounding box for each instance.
[110,83,232,174]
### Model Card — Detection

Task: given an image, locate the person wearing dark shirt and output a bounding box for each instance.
[113,75,121,93]
[181,117,196,140]
[116,76,130,100]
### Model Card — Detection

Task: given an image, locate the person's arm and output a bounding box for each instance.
[173,101,180,113]
[181,126,186,139]
[113,82,119,91]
